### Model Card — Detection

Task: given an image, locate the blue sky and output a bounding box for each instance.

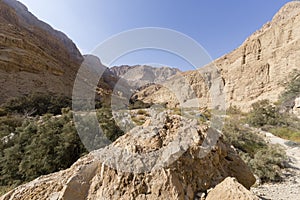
[18,0,292,70]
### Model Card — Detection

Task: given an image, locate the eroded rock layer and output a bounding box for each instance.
[135,2,300,111]
[0,0,82,103]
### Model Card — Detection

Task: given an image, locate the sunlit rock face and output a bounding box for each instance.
[134,2,300,112]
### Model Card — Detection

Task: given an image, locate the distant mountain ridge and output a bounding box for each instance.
[110,65,181,89]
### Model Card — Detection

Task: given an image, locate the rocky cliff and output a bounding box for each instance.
[0,0,83,103]
[135,2,300,111]
[0,111,256,200]
[110,65,180,89]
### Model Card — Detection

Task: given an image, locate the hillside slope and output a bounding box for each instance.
[0,0,82,103]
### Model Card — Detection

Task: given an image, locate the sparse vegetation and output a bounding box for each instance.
[249,144,286,182]
[247,100,282,127]
[223,72,300,182]
[268,127,300,143]
[223,116,287,183]
[226,105,243,116]
[245,98,300,144]
[132,115,147,125]
[280,69,300,104]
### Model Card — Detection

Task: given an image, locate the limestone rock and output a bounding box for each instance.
[292,96,300,117]
[135,2,300,111]
[110,65,180,89]
[0,0,83,103]
[206,177,259,200]
[0,112,255,200]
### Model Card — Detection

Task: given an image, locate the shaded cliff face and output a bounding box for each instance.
[135,2,300,111]
[0,0,83,103]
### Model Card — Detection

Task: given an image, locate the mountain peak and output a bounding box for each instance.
[272,1,300,24]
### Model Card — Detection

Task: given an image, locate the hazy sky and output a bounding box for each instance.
[18,0,292,70]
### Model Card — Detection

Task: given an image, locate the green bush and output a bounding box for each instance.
[1,93,71,116]
[0,107,124,187]
[222,118,287,183]
[96,107,124,142]
[0,110,87,186]
[0,185,14,196]
[247,100,282,127]
[227,105,242,115]
[280,69,300,103]
[249,145,286,182]
[223,119,267,157]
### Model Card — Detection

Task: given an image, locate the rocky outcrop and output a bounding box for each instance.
[1,111,255,200]
[134,2,300,111]
[110,65,180,89]
[206,177,259,200]
[292,96,300,117]
[0,0,83,103]
[133,66,224,109]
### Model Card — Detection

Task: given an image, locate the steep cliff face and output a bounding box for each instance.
[0,0,83,103]
[217,1,300,110]
[135,2,300,111]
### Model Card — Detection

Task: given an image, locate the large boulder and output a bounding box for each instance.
[1,111,255,200]
[206,177,259,200]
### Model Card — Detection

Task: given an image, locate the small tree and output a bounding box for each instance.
[247,100,281,127]
[280,69,300,103]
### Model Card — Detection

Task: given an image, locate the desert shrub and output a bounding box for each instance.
[96,107,124,142]
[249,145,286,182]
[222,118,287,183]
[0,115,23,145]
[247,100,283,127]
[0,110,87,186]
[223,119,267,157]
[2,93,71,116]
[227,105,242,115]
[280,69,300,103]
[0,108,7,117]
[0,185,14,196]
[0,106,123,186]
[0,95,124,189]
[202,109,212,120]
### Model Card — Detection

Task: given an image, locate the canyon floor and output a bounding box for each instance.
[251,130,300,200]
